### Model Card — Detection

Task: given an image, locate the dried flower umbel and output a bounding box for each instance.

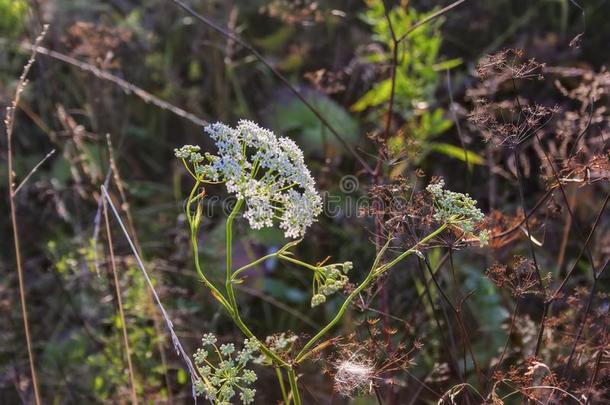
[486,256,549,297]
[476,48,544,81]
[468,100,558,148]
[366,177,489,249]
[326,329,423,398]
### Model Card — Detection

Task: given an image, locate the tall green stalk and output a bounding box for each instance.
[222,199,303,403]
[186,179,449,404]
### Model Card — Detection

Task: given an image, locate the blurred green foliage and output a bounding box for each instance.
[0,0,27,37]
[353,1,461,115]
[352,0,481,170]
[270,93,360,154]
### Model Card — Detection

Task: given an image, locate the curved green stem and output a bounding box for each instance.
[279,255,321,271]
[231,240,300,280]
[186,181,233,312]
[294,223,448,363]
[232,251,279,280]
[190,229,233,313]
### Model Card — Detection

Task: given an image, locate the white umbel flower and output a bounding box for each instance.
[176,120,322,238]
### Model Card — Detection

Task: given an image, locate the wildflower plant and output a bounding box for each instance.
[176,120,484,404]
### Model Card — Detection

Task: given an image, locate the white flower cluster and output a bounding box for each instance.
[311,262,353,307]
[192,333,259,405]
[426,179,488,246]
[176,120,322,239]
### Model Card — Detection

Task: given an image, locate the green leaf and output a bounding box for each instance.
[0,0,27,37]
[433,58,463,71]
[428,142,485,167]
[351,79,392,112]
[177,369,187,385]
[270,93,360,154]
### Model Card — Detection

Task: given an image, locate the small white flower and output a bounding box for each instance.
[180,120,323,238]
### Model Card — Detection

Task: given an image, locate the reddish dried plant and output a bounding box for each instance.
[486,256,549,298]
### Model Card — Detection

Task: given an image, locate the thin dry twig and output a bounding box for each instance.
[13,149,56,195]
[100,185,200,399]
[93,170,113,276]
[23,44,209,127]
[102,197,138,405]
[4,25,49,405]
[105,134,174,402]
[397,0,466,43]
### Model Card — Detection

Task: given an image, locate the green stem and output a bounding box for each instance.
[279,255,321,271]
[186,182,233,312]
[190,229,233,313]
[286,367,302,405]
[232,240,300,280]
[226,199,244,310]
[232,251,279,280]
[275,367,290,405]
[294,223,448,363]
[222,199,290,367]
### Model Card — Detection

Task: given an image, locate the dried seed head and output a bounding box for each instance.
[333,356,375,397]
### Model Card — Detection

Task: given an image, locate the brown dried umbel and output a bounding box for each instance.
[467,49,545,100]
[492,357,567,403]
[545,288,609,365]
[467,49,561,150]
[534,67,610,189]
[477,48,545,81]
[486,256,549,297]
[553,67,610,110]
[364,178,435,247]
[468,99,558,148]
[551,152,610,187]
[365,177,488,250]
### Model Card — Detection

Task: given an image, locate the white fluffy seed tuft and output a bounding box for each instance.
[333,358,375,397]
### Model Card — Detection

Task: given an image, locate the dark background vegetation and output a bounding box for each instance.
[1,0,609,403]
